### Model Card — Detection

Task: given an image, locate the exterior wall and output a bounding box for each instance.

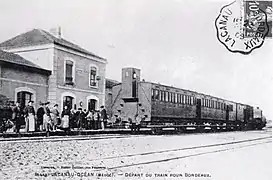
[6,45,54,71]
[55,88,104,111]
[1,36,107,111]
[0,65,48,110]
[53,48,106,110]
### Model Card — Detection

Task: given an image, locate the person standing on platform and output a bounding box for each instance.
[51,104,60,131]
[12,102,24,135]
[135,114,142,133]
[86,110,94,130]
[24,101,35,132]
[130,115,137,133]
[43,102,52,136]
[36,103,45,131]
[100,106,107,129]
[61,105,70,131]
[76,108,85,130]
[93,110,100,130]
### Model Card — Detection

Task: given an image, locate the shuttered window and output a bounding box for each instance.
[65,60,74,84]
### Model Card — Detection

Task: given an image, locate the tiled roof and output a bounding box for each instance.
[0,49,50,73]
[0,29,106,60]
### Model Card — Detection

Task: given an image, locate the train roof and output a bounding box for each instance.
[143,81,250,106]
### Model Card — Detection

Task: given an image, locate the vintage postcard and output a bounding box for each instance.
[0,0,272,179]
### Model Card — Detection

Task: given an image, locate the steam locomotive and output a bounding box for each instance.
[109,68,266,133]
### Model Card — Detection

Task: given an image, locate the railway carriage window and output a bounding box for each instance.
[155,90,159,100]
[152,89,155,100]
[190,96,193,105]
[166,92,169,102]
[161,91,165,101]
[175,94,177,103]
[159,91,162,101]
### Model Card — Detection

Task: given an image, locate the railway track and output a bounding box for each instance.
[87,136,271,170]
[0,134,145,143]
[0,135,271,173]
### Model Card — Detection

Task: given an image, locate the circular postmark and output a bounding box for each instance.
[215,0,270,54]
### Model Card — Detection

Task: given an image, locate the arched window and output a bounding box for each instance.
[17,91,33,109]
[63,96,74,110]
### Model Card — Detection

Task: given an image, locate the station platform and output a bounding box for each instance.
[0,128,152,139]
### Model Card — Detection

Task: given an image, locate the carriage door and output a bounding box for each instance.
[226,105,230,121]
[196,99,201,120]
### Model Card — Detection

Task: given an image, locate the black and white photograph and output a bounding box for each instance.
[0,0,272,179]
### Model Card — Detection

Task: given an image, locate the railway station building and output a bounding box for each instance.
[0,28,107,111]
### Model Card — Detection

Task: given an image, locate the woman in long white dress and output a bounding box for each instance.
[24,101,35,132]
[61,105,70,130]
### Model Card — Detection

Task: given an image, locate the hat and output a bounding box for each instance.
[45,101,50,105]
[100,106,105,108]
[54,104,58,107]
[78,107,82,110]
[28,100,34,103]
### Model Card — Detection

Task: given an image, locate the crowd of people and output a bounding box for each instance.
[10,101,108,136]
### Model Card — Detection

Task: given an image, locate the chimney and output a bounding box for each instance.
[49,27,62,39]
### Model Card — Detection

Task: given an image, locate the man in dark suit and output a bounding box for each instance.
[12,101,24,134]
[100,106,107,129]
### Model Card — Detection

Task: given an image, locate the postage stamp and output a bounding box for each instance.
[244,0,272,38]
[215,0,272,54]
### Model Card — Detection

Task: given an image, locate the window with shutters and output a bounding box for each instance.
[65,60,74,85]
[89,66,98,87]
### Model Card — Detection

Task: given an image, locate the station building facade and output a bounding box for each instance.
[0,28,107,111]
[0,49,50,110]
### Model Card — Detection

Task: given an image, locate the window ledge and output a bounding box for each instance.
[64,82,75,86]
[89,85,98,89]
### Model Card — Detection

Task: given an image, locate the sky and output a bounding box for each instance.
[0,0,272,119]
